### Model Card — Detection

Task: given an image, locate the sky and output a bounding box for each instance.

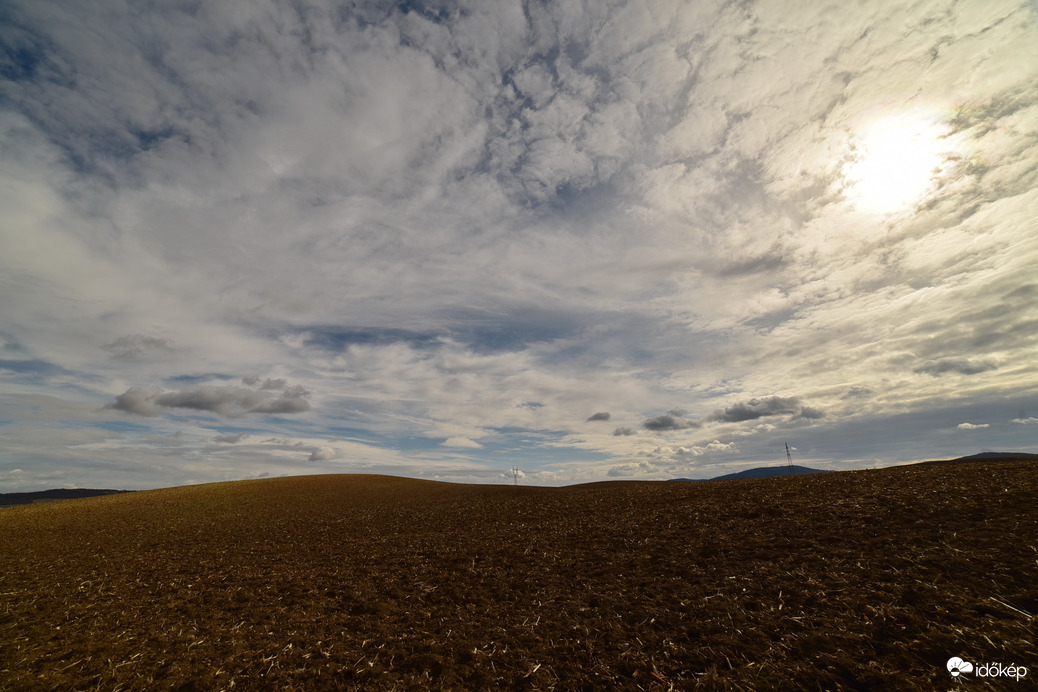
[1,0,1036,491]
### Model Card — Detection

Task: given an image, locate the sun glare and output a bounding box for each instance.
[843,112,953,215]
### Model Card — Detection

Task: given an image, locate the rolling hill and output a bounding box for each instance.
[0,488,130,508]
[671,464,829,482]
[1,460,1035,689]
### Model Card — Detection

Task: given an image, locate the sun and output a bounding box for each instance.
[843,112,953,214]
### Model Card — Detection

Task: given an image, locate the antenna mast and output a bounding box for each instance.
[785,443,794,473]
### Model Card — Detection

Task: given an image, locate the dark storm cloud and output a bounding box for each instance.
[709,397,823,423]
[643,408,701,431]
[586,411,610,421]
[112,381,311,418]
[913,358,998,377]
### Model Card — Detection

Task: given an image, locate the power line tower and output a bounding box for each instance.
[785,443,794,474]
[512,466,520,486]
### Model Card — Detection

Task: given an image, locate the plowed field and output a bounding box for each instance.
[2,459,1035,690]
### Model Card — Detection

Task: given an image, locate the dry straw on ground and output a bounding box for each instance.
[1,459,1035,690]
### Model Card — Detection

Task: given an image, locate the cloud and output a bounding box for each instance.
[607,462,652,478]
[111,382,311,418]
[709,397,814,423]
[797,407,826,420]
[671,441,739,460]
[643,409,701,431]
[914,358,998,377]
[501,468,526,481]
[110,387,166,417]
[1011,417,1038,425]
[213,432,249,443]
[586,411,611,422]
[2,0,1037,489]
[442,436,483,449]
[103,335,175,360]
[308,446,336,461]
[626,441,741,475]
[956,423,989,430]
[242,377,290,390]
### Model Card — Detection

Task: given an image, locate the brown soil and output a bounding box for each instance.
[1,459,1035,690]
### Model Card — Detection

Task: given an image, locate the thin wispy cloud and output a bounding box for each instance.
[1,0,1036,490]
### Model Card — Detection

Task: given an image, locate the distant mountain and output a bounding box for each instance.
[911,451,1038,467]
[672,452,1038,482]
[671,465,829,482]
[0,488,130,508]
[710,465,830,481]
[951,451,1038,461]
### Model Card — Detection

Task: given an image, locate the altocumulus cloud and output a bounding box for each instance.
[1,0,1037,491]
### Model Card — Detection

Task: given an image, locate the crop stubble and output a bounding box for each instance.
[1,460,1035,690]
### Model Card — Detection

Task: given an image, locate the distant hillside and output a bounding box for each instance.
[710,465,830,481]
[671,465,829,482]
[673,452,1038,481]
[952,451,1038,461]
[912,451,1038,467]
[0,488,130,508]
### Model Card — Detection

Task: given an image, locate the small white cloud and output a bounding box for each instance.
[1011,417,1038,425]
[705,440,738,453]
[443,436,483,448]
[956,422,989,430]
[501,468,525,481]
